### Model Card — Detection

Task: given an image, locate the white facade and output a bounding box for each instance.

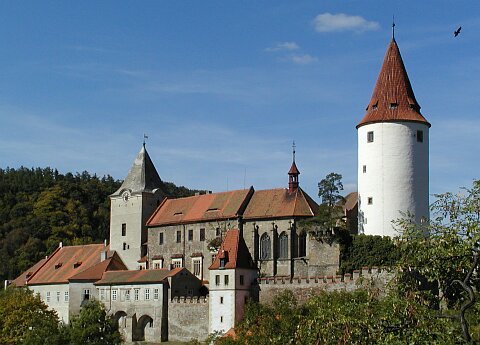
[358,122,429,237]
[208,268,256,334]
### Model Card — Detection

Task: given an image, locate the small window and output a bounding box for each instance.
[176,231,181,243]
[125,290,130,301]
[46,291,50,302]
[134,289,139,301]
[100,289,105,301]
[64,291,69,302]
[224,275,229,286]
[123,242,127,250]
[220,258,226,268]
[417,130,424,143]
[56,291,60,302]
[212,254,216,264]
[372,104,377,110]
[159,233,164,245]
[368,197,373,205]
[220,296,224,304]
[193,259,201,277]
[220,316,223,323]
[188,229,193,241]
[389,102,398,109]
[215,275,220,286]
[83,289,90,301]
[216,228,221,237]
[154,288,159,300]
[172,258,182,268]
[112,289,117,301]
[121,223,126,236]
[145,288,150,301]
[363,165,367,173]
[200,228,205,241]
[367,131,374,143]
[240,275,244,286]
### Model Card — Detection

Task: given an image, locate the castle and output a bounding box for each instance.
[11,36,430,343]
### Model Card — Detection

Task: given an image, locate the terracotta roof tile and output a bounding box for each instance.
[25,244,110,285]
[137,255,148,263]
[69,252,127,281]
[288,161,300,175]
[209,229,256,270]
[95,267,185,285]
[151,255,164,260]
[147,188,254,226]
[11,258,48,287]
[243,188,317,220]
[358,39,430,128]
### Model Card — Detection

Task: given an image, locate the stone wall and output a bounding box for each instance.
[257,267,393,305]
[167,296,209,342]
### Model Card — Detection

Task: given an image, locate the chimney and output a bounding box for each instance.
[100,251,108,262]
[59,242,63,248]
[4,280,9,290]
[104,239,107,247]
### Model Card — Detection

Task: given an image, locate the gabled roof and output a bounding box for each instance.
[112,144,165,196]
[357,39,430,128]
[69,252,127,281]
[243,188,318,220]
[209,230,256,270]
[288,161,300,175]
[11,258,47,287]
[95,267,184,285]
[342,192,358,212]
[147,187,254,227]
[24,244,111,285]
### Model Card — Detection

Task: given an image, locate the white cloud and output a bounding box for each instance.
[265,41,300,52]
[313,13,380,33]
[289,54,318,65]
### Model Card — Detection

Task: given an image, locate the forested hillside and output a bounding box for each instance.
[0,167,198,282]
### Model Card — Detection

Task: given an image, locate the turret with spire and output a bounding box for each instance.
[288,141,300,193]
[357,31,430,237]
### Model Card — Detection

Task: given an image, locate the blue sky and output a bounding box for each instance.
[0,1,479,201]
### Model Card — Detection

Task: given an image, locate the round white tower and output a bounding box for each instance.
[357,38,430,237]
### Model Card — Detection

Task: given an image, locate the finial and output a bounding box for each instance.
[143,134,149,147]
[292,140,296,162]
[392,15,396,40]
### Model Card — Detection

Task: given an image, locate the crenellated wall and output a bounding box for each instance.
[257,267,393,304]
[167,296,209,342]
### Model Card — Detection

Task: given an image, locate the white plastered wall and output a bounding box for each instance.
[358,122,429,237]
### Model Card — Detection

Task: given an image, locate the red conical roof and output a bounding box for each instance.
[288,161,300,175]
[357,39,430,128]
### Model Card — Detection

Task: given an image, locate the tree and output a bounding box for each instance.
[67,300,122,345]
[0,287,64,345]
[395,179,480,342]
[318,172,344,207]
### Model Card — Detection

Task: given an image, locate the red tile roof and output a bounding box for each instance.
[95,267,184,285]
[69,252,127,281]
[243,188,318,220]
[288,161,300,175]
[357,39,430,128]
[147,188,254,226]
[11,258,48,287]
[24,244,112,285]
[209,229,256,270]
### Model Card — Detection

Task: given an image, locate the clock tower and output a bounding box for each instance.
[109,143,167,269]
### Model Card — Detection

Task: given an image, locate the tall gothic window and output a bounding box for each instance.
[298,231,307,257]
[259,233,271,260]
[278,232,288,259]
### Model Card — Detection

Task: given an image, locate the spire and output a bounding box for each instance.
[357,38,430,128]
[288,141,300,193]
[112,144,165,196]
[392,15,395,40]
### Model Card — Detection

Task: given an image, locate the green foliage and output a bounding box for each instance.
[66,300,122,345]
[0,287,65,345]
[0,167,199,281]
[318,172,344,207]
[340,234,400,274]
[217,289,466,345]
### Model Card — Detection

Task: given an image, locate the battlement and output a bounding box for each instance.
[256,267,393,304]
[170,295,209,304]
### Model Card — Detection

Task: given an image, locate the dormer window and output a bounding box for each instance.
[174,212,183,216]
[372,104,377,110]
[54,263,62,270]
[206,208,219,212]
[220,258,226,268]
[73,262,82,269]
[389,102,398,109]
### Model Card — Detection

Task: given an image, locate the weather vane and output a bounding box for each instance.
[292,140,296,162]
[392,15,396,40]
[143,133,149,147]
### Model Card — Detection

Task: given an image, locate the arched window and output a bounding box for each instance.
[278,232,288,259]
[259,233,271,260]
[298,231,307,257]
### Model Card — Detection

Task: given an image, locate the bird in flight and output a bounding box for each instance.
[454,26,462,37]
